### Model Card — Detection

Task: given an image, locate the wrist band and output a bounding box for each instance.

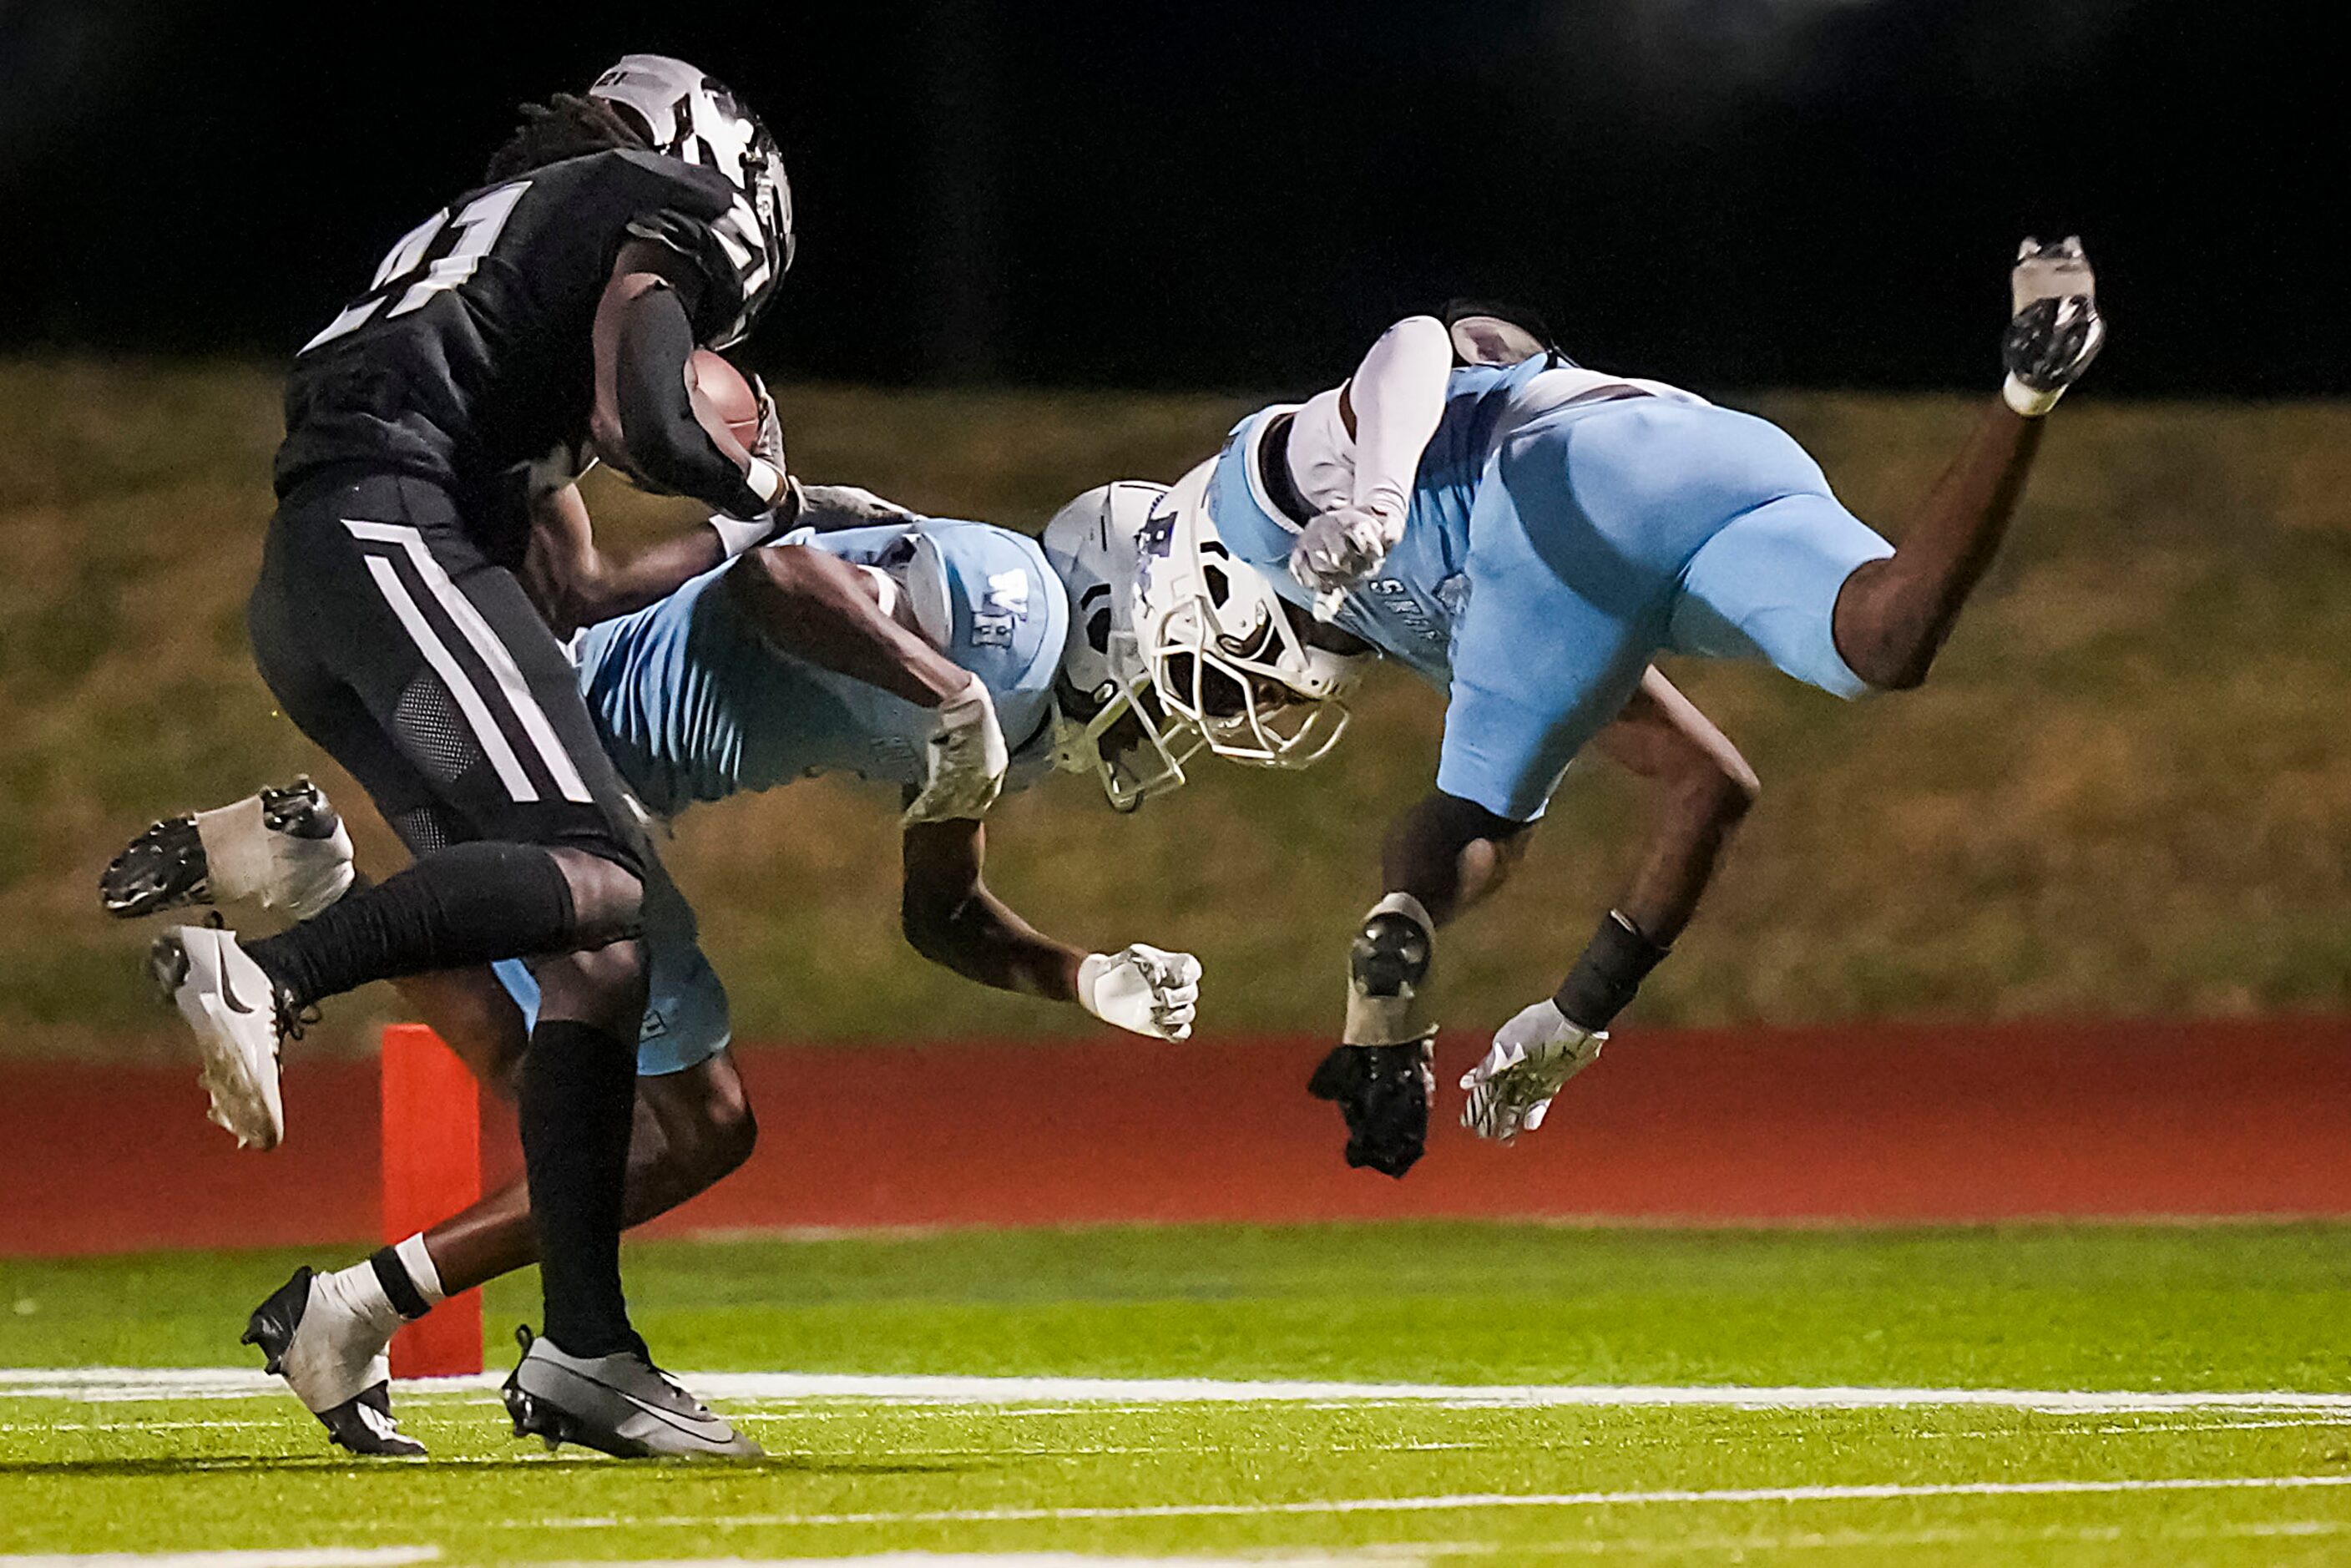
[743,457,786,506]
[2002,373,2064,418]
[1553,910,1671,1033]
[709,513,776,559]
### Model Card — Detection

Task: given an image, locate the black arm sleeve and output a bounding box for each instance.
[610,282,773,519]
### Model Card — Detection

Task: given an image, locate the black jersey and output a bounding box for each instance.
[274,149,773,565]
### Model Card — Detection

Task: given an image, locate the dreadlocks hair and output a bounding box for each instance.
[484,93,652,182]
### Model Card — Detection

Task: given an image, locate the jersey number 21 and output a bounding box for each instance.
[300,180,532,354]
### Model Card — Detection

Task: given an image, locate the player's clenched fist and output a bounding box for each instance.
[1460,999,1606,1142]
[1288,500,1405,609]
[1078,943,1203,1041]
[2002,235,2105,417]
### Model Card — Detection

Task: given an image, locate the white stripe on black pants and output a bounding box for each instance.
[245,469,650,876]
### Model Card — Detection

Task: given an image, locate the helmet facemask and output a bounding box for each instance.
[1049,650,1203,814]
[1039,482,1201,811]
[1135,468,1368,772]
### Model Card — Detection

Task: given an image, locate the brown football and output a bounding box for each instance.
[687,347,763,450]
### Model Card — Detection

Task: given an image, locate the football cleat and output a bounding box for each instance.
[151,924,290,1151]
[1307,1039,1434,1178]
[2001,236,2104,416]
[242,1267,423,1458]
[503,1327,761,1459]
[102,777,355,921]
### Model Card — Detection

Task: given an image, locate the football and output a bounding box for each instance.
[687,346,763,450]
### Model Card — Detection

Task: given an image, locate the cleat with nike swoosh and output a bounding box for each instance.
[502,1326,761,1459]
[152,924,290,1150]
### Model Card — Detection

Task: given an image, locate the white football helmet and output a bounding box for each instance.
[1039,483,1203,812]
[1135,460,1369,769]
[589,54,793,346]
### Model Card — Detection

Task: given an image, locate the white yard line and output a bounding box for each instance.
[538,1559,1403,1568]
[523,1474,2351,1530]
[8,1367,2351,1414]
[1414,1520,2351,1555]
[0,1552,437,1568]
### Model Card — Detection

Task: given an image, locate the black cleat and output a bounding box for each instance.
[503,1325,760,1459]
[257,776,342,841]
[241,1267,315,1380]
[102,816,208,918]
[1308,1039,1435,1179]
[101,777,353,921]
[242,1267,424,1459]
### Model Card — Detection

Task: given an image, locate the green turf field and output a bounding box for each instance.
[4,1222,2349,1563]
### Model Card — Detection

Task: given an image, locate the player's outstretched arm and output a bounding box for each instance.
[1831,237,2106,690]
[523,483,737,636]
[1308,670,1757,1169]
[901,818,1201,1041]
[1456,670,1757,1141]
[1580,669,1760,949]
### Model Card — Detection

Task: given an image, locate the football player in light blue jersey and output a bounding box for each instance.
[489,496,1202,1070]
[105,483,1211,1454]
[1140,240,2106,1175]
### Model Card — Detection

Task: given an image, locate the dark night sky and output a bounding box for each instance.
[0,0,2333,396]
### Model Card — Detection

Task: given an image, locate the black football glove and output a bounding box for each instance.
[2001,236,2105,416]
[1307,1039,1435,1178]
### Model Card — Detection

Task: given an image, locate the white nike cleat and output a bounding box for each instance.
[503,1328,762,1459]
[242,1267,422,1458]
[150,924,288,1151]
[102,777,355,921]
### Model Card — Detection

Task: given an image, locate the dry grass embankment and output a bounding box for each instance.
[3,361,2347,1056]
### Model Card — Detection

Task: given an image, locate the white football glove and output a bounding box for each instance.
[903,672,1009,825]
[1077,943,1203,1041]
[1459,999,1606,1142]
[1288,500,1405,615]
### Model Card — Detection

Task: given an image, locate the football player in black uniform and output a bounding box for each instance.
[148,56,1005,1458]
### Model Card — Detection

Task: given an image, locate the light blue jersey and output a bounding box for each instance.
[581,521,1064,814]
[1210,370,1892,821]
[495,519,1069,1074]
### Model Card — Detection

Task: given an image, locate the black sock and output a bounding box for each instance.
[368,1246,431,1321]
[245,842,574,1008]
[519,1018,640,1358]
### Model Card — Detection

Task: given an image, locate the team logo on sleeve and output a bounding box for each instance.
[973,569,1031,648]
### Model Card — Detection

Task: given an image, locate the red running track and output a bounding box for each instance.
[5,1019,2349,1256]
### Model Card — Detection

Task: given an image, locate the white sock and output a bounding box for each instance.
[392,1232,448,1309]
